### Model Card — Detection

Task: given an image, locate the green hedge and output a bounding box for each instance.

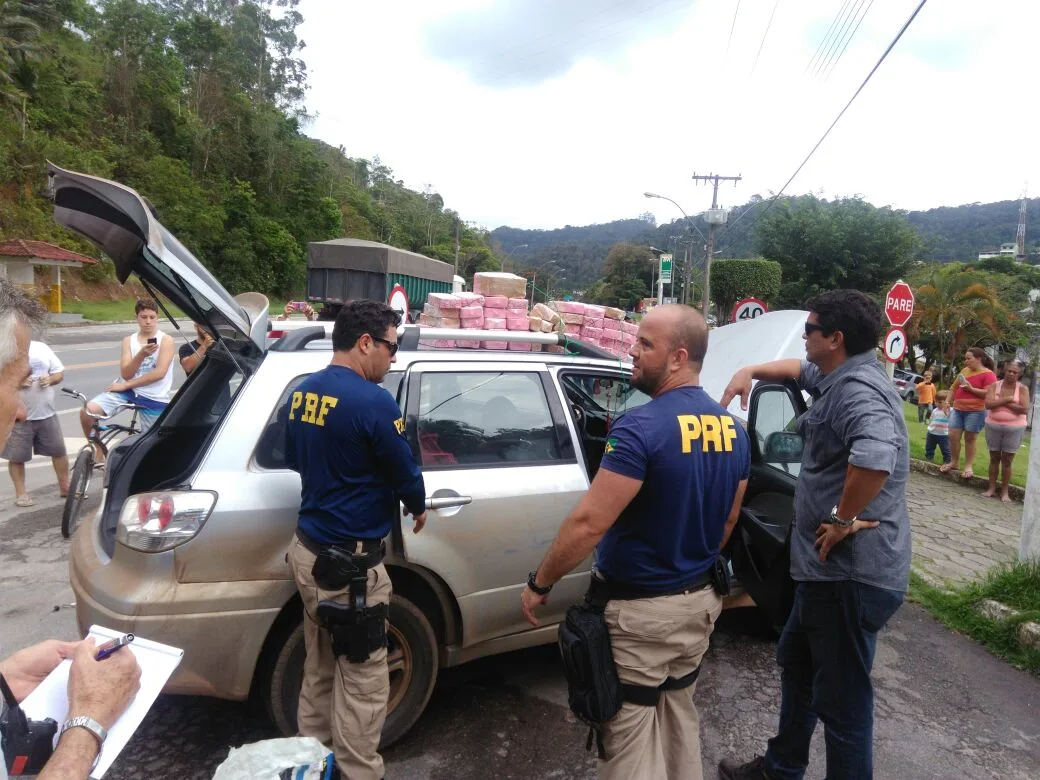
[711,258,782,318]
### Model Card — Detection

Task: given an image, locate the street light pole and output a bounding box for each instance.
[645,192,708,309]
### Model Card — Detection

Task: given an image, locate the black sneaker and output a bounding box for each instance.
[718,755,769,780]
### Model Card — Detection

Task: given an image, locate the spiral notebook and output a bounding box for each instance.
[19,625,183,779]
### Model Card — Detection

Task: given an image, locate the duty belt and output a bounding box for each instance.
[595,569,713,601]
[295,527,385,569]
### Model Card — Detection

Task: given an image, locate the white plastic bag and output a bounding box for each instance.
[211,736,334,780]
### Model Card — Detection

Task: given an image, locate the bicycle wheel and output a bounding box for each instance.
[62,448,95,539]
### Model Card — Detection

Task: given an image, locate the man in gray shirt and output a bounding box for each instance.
[717,289,910,780]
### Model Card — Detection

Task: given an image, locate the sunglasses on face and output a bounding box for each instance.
[804,322,830,337]
[372,336,399,356]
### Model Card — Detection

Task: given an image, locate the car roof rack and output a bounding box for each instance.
[270,322,621,361]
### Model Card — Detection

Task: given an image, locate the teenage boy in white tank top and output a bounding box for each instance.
[81,298,176,443]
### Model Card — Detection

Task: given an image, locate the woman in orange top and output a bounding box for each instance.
[942,347,997,478]
[982,360,1030,502]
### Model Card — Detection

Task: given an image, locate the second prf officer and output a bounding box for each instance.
[285,299,427,780]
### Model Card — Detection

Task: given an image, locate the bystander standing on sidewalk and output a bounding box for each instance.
[924,391,952,467]
[943,347,997,479]
[982,360,1029,503]
[3,339,69,507]
[915,371,937,422]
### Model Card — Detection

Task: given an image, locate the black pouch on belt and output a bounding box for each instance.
[710,556,731,597]
[557,576,622,759]
[311,547,360,591]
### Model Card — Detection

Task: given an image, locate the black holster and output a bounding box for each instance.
[311,546,388,664]
[710,556,731,597]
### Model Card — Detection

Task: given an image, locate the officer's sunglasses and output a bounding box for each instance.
[803,322,831,337]
[371,335,400,356]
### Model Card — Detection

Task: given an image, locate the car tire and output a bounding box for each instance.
[261,594,439,749]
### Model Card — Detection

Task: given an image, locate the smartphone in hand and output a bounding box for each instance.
[147,337,158,345]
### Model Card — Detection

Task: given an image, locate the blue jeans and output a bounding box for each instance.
[924,433,951,464]
[764,580,904,780]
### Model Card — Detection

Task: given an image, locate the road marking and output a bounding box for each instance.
[62,360,120,371]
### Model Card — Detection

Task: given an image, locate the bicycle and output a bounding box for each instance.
[61,388,142,540]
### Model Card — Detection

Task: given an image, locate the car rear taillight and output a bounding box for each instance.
[268,329,285,339]
[117,491,216,552]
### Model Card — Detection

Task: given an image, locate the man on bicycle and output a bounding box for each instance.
[80,299,175,444]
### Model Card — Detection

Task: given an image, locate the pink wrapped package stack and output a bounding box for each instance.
[456,292,485,306]
[564,324,581,336]
[427,293,461,309]
[485,316,507,330]
[602,318,621,332]
[507,297,529,311]
[506,313,529,331]
[584,304,605,319]
[552,301,586,315]
[580,326,603,341]
[539,319,555,333]
[561,313,584,326]
[419,314,459,328]
[508,341,532,351]
[600,329,623,343]
[621,321,639,336]
[483,340,508,350]
[483,295,509,309]
[584,317,604,329]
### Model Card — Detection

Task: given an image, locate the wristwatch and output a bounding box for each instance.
[829,505,856,529]
[60,715,107,771]
[527,570,553,595]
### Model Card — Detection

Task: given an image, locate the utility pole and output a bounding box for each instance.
[454,219,461,276]
[692,172,742,317]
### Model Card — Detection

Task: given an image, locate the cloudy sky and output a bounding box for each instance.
[298,0,1038,231]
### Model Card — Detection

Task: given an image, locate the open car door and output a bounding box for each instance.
[727,380,807,630]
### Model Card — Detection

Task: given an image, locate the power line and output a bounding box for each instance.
[724,0,742,61]
[813,0,865,78]
[805,0,854,74]
[823,0,875,80]
[751,0,781,75]
[717,0,930,253]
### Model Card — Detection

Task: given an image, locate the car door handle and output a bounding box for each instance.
[425,495,473,510]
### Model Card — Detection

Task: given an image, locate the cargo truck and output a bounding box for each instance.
[306,238,454,320]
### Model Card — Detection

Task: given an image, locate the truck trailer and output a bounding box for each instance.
[307,238,454,320]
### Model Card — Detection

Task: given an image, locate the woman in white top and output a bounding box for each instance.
[80,299,176,441]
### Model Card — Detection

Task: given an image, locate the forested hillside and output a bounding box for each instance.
[0,0,500,296]
[492,194,1038,291]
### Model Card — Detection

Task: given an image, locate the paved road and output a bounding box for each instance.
[0,323,192,503]
[2,496,1038,778]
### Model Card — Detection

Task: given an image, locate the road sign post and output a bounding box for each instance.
[883,280,915,378]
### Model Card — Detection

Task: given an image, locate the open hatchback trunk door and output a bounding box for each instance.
[47,163,268,356]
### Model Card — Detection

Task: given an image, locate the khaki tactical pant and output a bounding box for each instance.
[288,534,393,780]
[600,585,722,780]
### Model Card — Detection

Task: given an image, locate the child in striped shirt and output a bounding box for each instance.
[925,390,952,465]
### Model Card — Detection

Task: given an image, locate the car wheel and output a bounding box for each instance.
[261,594,439,749]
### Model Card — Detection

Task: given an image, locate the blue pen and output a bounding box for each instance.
[95,633,134,661]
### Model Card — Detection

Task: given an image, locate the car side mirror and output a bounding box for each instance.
[764,431,803,463]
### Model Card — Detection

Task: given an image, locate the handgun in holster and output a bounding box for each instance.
[312,547,388,664]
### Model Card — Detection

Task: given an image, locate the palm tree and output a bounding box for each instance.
[0,0,39,120]
[914,267,1003,382]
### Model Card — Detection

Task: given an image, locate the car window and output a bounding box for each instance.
[254,370,403,470]
[415,371,562,468]
[559,373,650,417]
[751,387,802,477]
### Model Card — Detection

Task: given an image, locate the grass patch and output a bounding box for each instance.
[902,401,1029,488]
[909,561,1040,675]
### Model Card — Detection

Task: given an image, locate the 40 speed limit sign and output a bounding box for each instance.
[731,297,768,324]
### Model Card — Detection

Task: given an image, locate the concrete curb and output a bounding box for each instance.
[909,458,1024,503]
[971,599,1040,652]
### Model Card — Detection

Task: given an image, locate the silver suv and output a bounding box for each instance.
[52,165,804,746]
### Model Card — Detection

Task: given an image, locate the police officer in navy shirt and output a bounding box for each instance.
[522,304,750,780]
[284,300,426,780]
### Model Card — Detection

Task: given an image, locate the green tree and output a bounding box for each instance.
[709,259,782,321]
[755,195,920,306]
[600,242,653,309]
